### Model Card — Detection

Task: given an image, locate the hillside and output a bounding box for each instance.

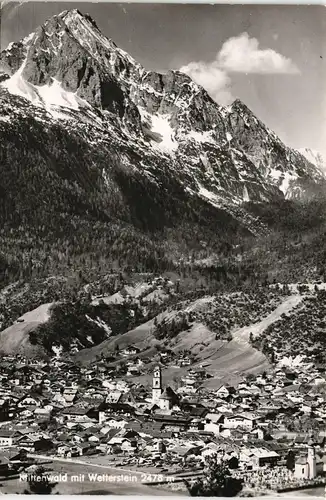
[73,286,325,386]
[0,302,52,356]
[72,288,306,386]
[72,287,290,382]
[252,288,326,365]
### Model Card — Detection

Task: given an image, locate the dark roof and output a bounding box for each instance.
[107,429,120,439]
[57,433,70,441]
[189,407,208,417]
[153,414,191,425]
[127,421,164,433]
[0,430,14,437]
[280,384,300,393]
[99,402,134,413]
[159,387,177,400]
[62,406,90,415]
[76,442,94,449]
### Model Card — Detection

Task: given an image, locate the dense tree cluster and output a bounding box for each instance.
[150,288,287,342]
[24,466,56,494]
[4,96,326,304]
[28,299,146,355]
[245,198,326,283]
[0,105,249,292]
[200,289,288,339]
[153,313,190,340]
[185,456,243,497]
[253,290,326,364]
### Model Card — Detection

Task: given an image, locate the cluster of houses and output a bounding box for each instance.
[0,354,325,493]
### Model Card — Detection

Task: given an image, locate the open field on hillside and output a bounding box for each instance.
[0,303,53,356]
[76,293,302,387]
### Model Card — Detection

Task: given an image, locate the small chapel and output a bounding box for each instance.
[152,365,179,410]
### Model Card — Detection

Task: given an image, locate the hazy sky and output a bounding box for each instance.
[1,2,326,155]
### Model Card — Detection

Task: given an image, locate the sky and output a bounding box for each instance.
[1,2,326,156]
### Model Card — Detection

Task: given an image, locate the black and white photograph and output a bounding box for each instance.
[0,1,325,496]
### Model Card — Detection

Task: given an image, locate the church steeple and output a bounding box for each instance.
[152,365,162,403]
[307,444,316,479]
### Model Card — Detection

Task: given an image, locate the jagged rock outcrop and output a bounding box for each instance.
[224,99,325,199]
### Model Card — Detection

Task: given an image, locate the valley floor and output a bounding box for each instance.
[0,456,187,495]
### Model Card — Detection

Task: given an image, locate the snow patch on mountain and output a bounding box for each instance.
[280,172,299,197]
[2,59,39,103]
[150,114,178,152]
[243,184,250,202]
[269,168,298,197]
[297,148,325,170]
[198,184,223,207]
[187,130,215,144]
[22,32,36,46]
[2,61,91,120]
[37,78,88,113]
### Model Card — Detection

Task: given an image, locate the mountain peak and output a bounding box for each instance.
[60,8,83,17]
[59,8,99,29]
[230,98,256,116]
[0,7,144,112]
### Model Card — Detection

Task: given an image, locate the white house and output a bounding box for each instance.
[204,422,221,435]
[99,418,127,430]
[224,413,260,430]
[216,386,230,398]
[0,430,15,448]
[18,396,41,407]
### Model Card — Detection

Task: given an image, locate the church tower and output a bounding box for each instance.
[307,445,316,479]
[152,365,162,403]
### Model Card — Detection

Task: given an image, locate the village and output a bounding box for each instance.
[0,348,325,496]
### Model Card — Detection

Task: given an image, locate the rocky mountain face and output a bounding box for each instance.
[297,148,325,172]
[0,9,325,258]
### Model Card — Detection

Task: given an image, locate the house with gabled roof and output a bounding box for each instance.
[62,389,78,405]
[105,391,122,404]
[0,429,17,448]
[17,394,43,408]
[61,405,97,423]
[215,385,231,398]
[224,412,262,430]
